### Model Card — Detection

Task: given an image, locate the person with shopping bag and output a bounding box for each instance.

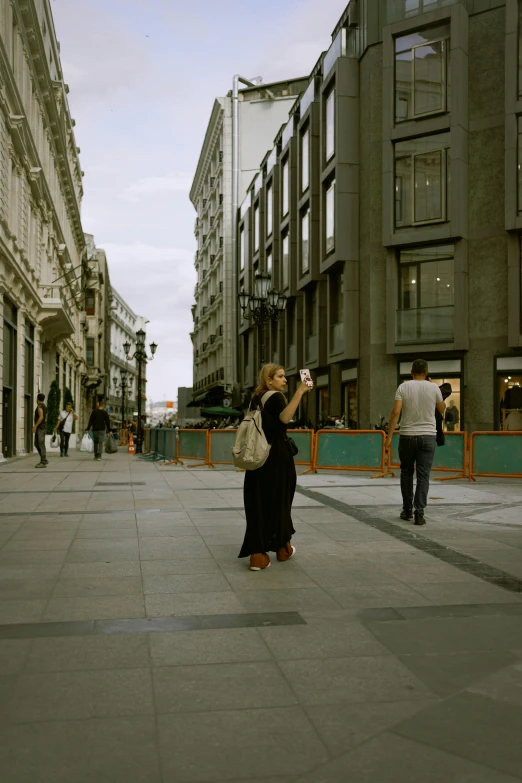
[53,402,78,457]
[85,399,111,461]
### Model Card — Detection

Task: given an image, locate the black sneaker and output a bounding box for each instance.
[400,510,413,521]
[414,512,426,526]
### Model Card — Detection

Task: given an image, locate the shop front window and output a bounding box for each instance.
[430,376,461,431]
[343,380,358,429]
[499,374,522,430]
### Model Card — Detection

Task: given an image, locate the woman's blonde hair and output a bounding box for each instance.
[255,363,284,396]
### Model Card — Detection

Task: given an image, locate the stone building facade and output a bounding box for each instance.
[0,0,86,459]
[107,286,147,428]
[189,78,308,407]
[236,0,522,432]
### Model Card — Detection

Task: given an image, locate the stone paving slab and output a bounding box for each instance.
[0,450,522,782]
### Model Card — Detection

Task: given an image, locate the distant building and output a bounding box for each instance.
[176,386,202,427]
[189,77,308,407]
[107,288,147,427]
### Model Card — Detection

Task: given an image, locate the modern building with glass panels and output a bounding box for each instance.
[234,0,522,432]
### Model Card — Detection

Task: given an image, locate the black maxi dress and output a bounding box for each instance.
[238,391,297,558]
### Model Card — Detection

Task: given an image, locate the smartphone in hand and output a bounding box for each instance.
[300,369,314,388]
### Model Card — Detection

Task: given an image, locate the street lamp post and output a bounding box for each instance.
[123,330,157,455]
[238,272,287,365]
[113,370,129,432]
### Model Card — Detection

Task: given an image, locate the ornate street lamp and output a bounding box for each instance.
[238,272,287,327]
[124,332,158,454]
[114,370,130,433]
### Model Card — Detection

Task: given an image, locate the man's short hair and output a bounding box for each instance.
[411,359,429,376]
[37,393,45,402]
[97,399,105,407]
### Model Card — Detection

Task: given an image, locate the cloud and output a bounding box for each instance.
[121,171,194,202]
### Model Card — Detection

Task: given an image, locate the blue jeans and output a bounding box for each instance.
[398,435,436,514]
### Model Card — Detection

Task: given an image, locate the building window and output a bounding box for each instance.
[240,227,245,271]
[395,133,449,227]
[325,89,335,161]
[518,1,522,96]
[518,118,522,212]
[86,337,95,366]
[306,285,317,336]
[254,204,260,252]
[85,290,95,315]
[267,249,273,285]
[266,184,273,236]
[301,128,310,192]
[326,180,335,254]
[301,209,310,274]
[282,159,289,216]
[395,25,450,123]
[397,244,454,343]
[282,233,289,288]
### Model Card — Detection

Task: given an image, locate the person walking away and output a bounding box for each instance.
[54,402,78,457]
[238,363,313,570]
[386,359,446,526]
[32,393,48,468]
[86,400,111,461]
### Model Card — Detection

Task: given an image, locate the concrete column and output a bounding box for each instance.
[329,363,342,418]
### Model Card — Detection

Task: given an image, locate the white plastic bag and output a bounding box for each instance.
[50,433,59,449]
[80,433,93,453]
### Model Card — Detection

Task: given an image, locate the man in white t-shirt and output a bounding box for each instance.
[54,402,78,457]
[386,359,446,526]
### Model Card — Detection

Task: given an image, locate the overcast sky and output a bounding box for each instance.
[52,0,347,403]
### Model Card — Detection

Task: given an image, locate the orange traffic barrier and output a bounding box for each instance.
[128,434,135,455]
[469,431,522,480]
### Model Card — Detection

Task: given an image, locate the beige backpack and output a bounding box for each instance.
[232,390,277,470]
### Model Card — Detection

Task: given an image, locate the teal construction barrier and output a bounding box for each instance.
[209,430,236,465]
[178,429,209,465]
[470,432,522,479]
[288,429,314,466]
[389,431,467,476]
[313,430,386,474]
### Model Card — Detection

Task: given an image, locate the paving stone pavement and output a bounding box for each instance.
[0,449,521,782]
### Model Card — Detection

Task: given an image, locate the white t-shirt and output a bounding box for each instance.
[395,380,443,436]
[58,410,74,434]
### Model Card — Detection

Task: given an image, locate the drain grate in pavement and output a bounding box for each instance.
[297,487,522,595]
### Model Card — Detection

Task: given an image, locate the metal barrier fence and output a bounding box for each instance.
[312,430,388,477]
[387,431,468,481]
[177,429,209,467]
[469,431,522,480]
[207,428,315,469]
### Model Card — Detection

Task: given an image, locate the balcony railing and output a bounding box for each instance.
[396,306,454,343]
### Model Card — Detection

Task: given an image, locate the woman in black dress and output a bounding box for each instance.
[238,364,312,571]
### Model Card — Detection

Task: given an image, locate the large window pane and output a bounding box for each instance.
[254,205,259,252]
[266,185,273,235]
[414,150,443,222]
[326,90,335,161]
[282,233,289,288]
[301,129,309,192]
[267,250,272,285]
[395,133,449,227]
[282,160,289,216]
[301,209,310,274]
[240,227,245,270]
[395,25,449,122]
[519,1,522,96]
[413,40,444,116]
[326,180,335,253]
[397,245,454,342]
[518,117,522,212]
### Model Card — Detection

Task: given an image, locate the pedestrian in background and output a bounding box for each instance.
[54,402,78,457]
[386,359,446,526]
[86,399,111,461]
[238,363,312,571]
[32,392,48,468]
